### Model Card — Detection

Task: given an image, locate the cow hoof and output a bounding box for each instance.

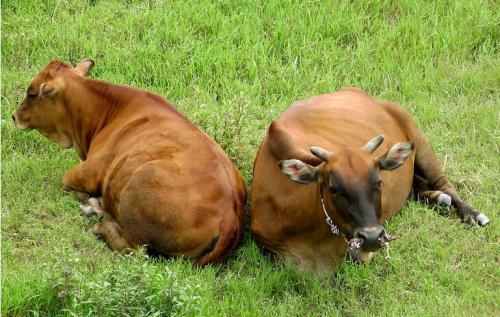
[80,204,103,218]
[476,213,490,226]
[464,213,490,227]
[80,204,95,217]
[92,223,103,236]
[437,193,451,206]
[88,197,101,208]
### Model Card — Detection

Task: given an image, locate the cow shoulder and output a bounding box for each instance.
[338,87,368,95]
[378,100,419,140]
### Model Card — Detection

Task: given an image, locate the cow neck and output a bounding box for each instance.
[64,79,130,160]
[318,186,347,241]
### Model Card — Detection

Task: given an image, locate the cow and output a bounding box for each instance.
[12,59,247,267]
[250,88,489,274]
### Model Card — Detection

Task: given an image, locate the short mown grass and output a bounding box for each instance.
[2,0,499,316]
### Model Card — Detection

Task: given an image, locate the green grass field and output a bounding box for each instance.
[2,0,499,316]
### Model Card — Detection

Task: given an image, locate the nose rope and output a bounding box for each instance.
[319,188,394,253]
[383,242,390,260]
[319,190,343,237]
[319,189,363,249]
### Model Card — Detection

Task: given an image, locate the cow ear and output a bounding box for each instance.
[378,142,414,171]
[279,159,319,184]
[75,59,94,76]
[39,82,57,99]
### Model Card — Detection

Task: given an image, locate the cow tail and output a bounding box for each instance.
[192,206,243,267]
[193,151,246,268]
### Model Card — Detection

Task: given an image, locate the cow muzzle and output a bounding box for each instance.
[350,226,393,252]
[11,111,18,125]
[11,111,30,130]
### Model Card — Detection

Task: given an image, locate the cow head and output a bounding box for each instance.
[279,136,413,252]
[11,59,94,148]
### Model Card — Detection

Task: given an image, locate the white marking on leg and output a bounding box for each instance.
[80,204,93,216]
[476,213,490,226]
[88,197,101,208]
[437,193,452,206]
[80,204,103,217]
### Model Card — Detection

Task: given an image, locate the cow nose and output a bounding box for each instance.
[357,227,384,251]
[12,115,16,122]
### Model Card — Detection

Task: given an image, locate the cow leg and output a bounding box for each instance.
[414,135,490,226]
[92,213,132,252]
[62,161,101,198]
[73,191,91,203]
[413,175,452,207]
[80,197,105,217]
[416,190,452,207]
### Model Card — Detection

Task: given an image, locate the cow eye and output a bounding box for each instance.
[27,91,37,100]
[330,186,348,199]
[338,191,349,199]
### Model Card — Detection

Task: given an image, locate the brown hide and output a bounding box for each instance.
[13,60,247,266]
[251,88,487,274]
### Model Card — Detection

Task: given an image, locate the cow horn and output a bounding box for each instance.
[75,59,95,77]
[310,146,331,161]
[364,135,384,154]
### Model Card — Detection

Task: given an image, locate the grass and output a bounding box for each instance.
[1,0,499,316]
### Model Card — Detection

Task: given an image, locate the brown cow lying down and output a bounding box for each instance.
[251,88,489,274]
[12,60,247,267]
